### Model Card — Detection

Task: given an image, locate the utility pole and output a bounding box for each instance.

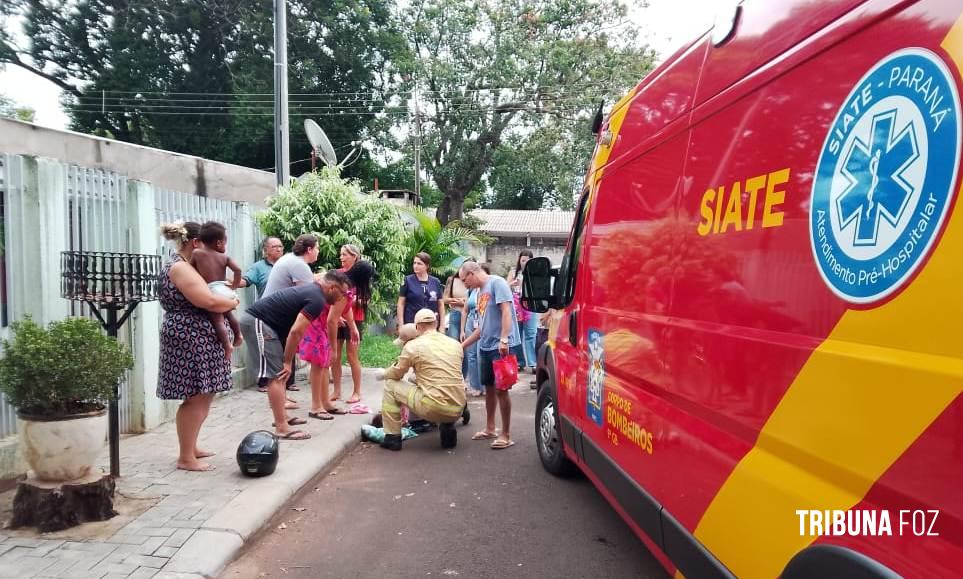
[273,0,290,188]
[413,84,421,201]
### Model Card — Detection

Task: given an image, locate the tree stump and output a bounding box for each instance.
[10,471,117,533]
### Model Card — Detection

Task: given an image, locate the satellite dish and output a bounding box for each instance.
[304,119,338,167]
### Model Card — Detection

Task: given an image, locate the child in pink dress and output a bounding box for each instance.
[299,303,332,369]
[299,282,358,419]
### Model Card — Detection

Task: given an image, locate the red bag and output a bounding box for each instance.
[492,354,518,391]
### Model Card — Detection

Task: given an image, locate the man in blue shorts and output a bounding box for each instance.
[458,260,520,450]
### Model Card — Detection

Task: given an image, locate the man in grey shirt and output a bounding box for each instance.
[262,234,320,297]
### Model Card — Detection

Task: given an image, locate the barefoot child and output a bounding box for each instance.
[191,221,243,358]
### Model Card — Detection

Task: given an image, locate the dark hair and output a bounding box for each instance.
[480,262,491,274]
[262,236,281,250]
[346,260,375,309]
[324,269,351,288]
[199,221,227,245]
[292,234,318,256]
[414,252,431,268]
[515,250,534,279]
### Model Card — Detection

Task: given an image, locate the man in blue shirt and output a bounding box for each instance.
[238,237,283,390]
[239,237,284,298]
[458,260,520,450]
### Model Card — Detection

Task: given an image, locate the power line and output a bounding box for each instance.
[72,82,619,98]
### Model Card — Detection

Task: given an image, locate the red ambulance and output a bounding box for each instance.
[521,1,963,577]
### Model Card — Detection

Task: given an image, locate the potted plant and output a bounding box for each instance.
[0,317,133,481]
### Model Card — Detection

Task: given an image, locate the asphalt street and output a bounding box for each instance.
[224,385,667,579]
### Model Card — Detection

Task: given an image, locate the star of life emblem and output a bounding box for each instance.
[810,48,960,303]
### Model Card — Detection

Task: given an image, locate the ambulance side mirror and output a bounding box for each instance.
[591,101,604,135]
[521,257,555,313]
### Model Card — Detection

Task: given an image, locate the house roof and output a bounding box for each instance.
[470,209,575,238]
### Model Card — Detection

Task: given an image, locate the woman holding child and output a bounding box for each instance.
[157,221,240,472]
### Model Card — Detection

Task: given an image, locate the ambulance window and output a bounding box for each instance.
[557,189,591,306]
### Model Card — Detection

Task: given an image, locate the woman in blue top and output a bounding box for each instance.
[396,252,445,328]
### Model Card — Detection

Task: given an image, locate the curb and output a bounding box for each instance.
[162,403,369,577]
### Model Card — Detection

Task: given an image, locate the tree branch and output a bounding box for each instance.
[4,55,82,97]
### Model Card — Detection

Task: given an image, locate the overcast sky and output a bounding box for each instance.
[0,0,716,130]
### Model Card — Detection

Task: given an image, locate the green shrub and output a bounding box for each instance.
[259,167,410,321]
[0,317,134,417]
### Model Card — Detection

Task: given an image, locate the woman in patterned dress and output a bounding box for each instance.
[158,222,241,472]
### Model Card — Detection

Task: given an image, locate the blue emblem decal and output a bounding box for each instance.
[810,48,961,303]
[586,329,605,427]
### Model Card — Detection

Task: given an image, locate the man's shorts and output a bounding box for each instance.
[240,312,284,379]
[479,347,503,390]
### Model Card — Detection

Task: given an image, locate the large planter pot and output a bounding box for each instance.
[17,408,108,482]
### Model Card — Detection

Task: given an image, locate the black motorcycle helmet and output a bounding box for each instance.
[236,430,279,477]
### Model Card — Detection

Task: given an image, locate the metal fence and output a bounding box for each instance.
[63,165,137,433]
[0,156,16,437]
[0,154,261,440]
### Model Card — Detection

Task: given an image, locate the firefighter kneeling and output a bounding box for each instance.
[380,309,467,451]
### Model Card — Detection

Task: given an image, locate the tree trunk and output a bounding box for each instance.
[436,196,452,226]
[436,193,467,226]
[448,196,465,224]
[10,474,117,533]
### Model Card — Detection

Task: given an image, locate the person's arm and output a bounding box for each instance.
[508,268,521,288]
[384,343,414,381]
[438,298,446,331]
[498,301,512,355]
[237,262,257,288]
[328,296,347,349]
[170,261,238,312]
[460,300,468,341]
[396,296,406,329]
[442,278,464,308]
[347,317,360,345]
[227,257,243,289]
[277,312,312,382]
[462,327,481,348]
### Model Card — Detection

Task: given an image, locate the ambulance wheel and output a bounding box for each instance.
[536,383,577,477]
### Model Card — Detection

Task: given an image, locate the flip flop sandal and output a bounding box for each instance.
[345,396,362,404]
[272,416,307,427]
[348,403,372,414]
[490,439,515,450]
[471,431,498,440]
[286,385,301,391]
[278,430,311,440]
[308,411,335,421]
[324,407,348,415]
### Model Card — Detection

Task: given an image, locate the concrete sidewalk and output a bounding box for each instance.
[0,367,384,579]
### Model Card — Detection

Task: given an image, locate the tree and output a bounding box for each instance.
[257,167,410,320]
[486,120,587,210]
[403,206,486,279]
[398,0,654,224]
[4,0,400,176]
[0,93,35,122]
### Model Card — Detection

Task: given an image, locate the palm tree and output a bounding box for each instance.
[404,206,486,278]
